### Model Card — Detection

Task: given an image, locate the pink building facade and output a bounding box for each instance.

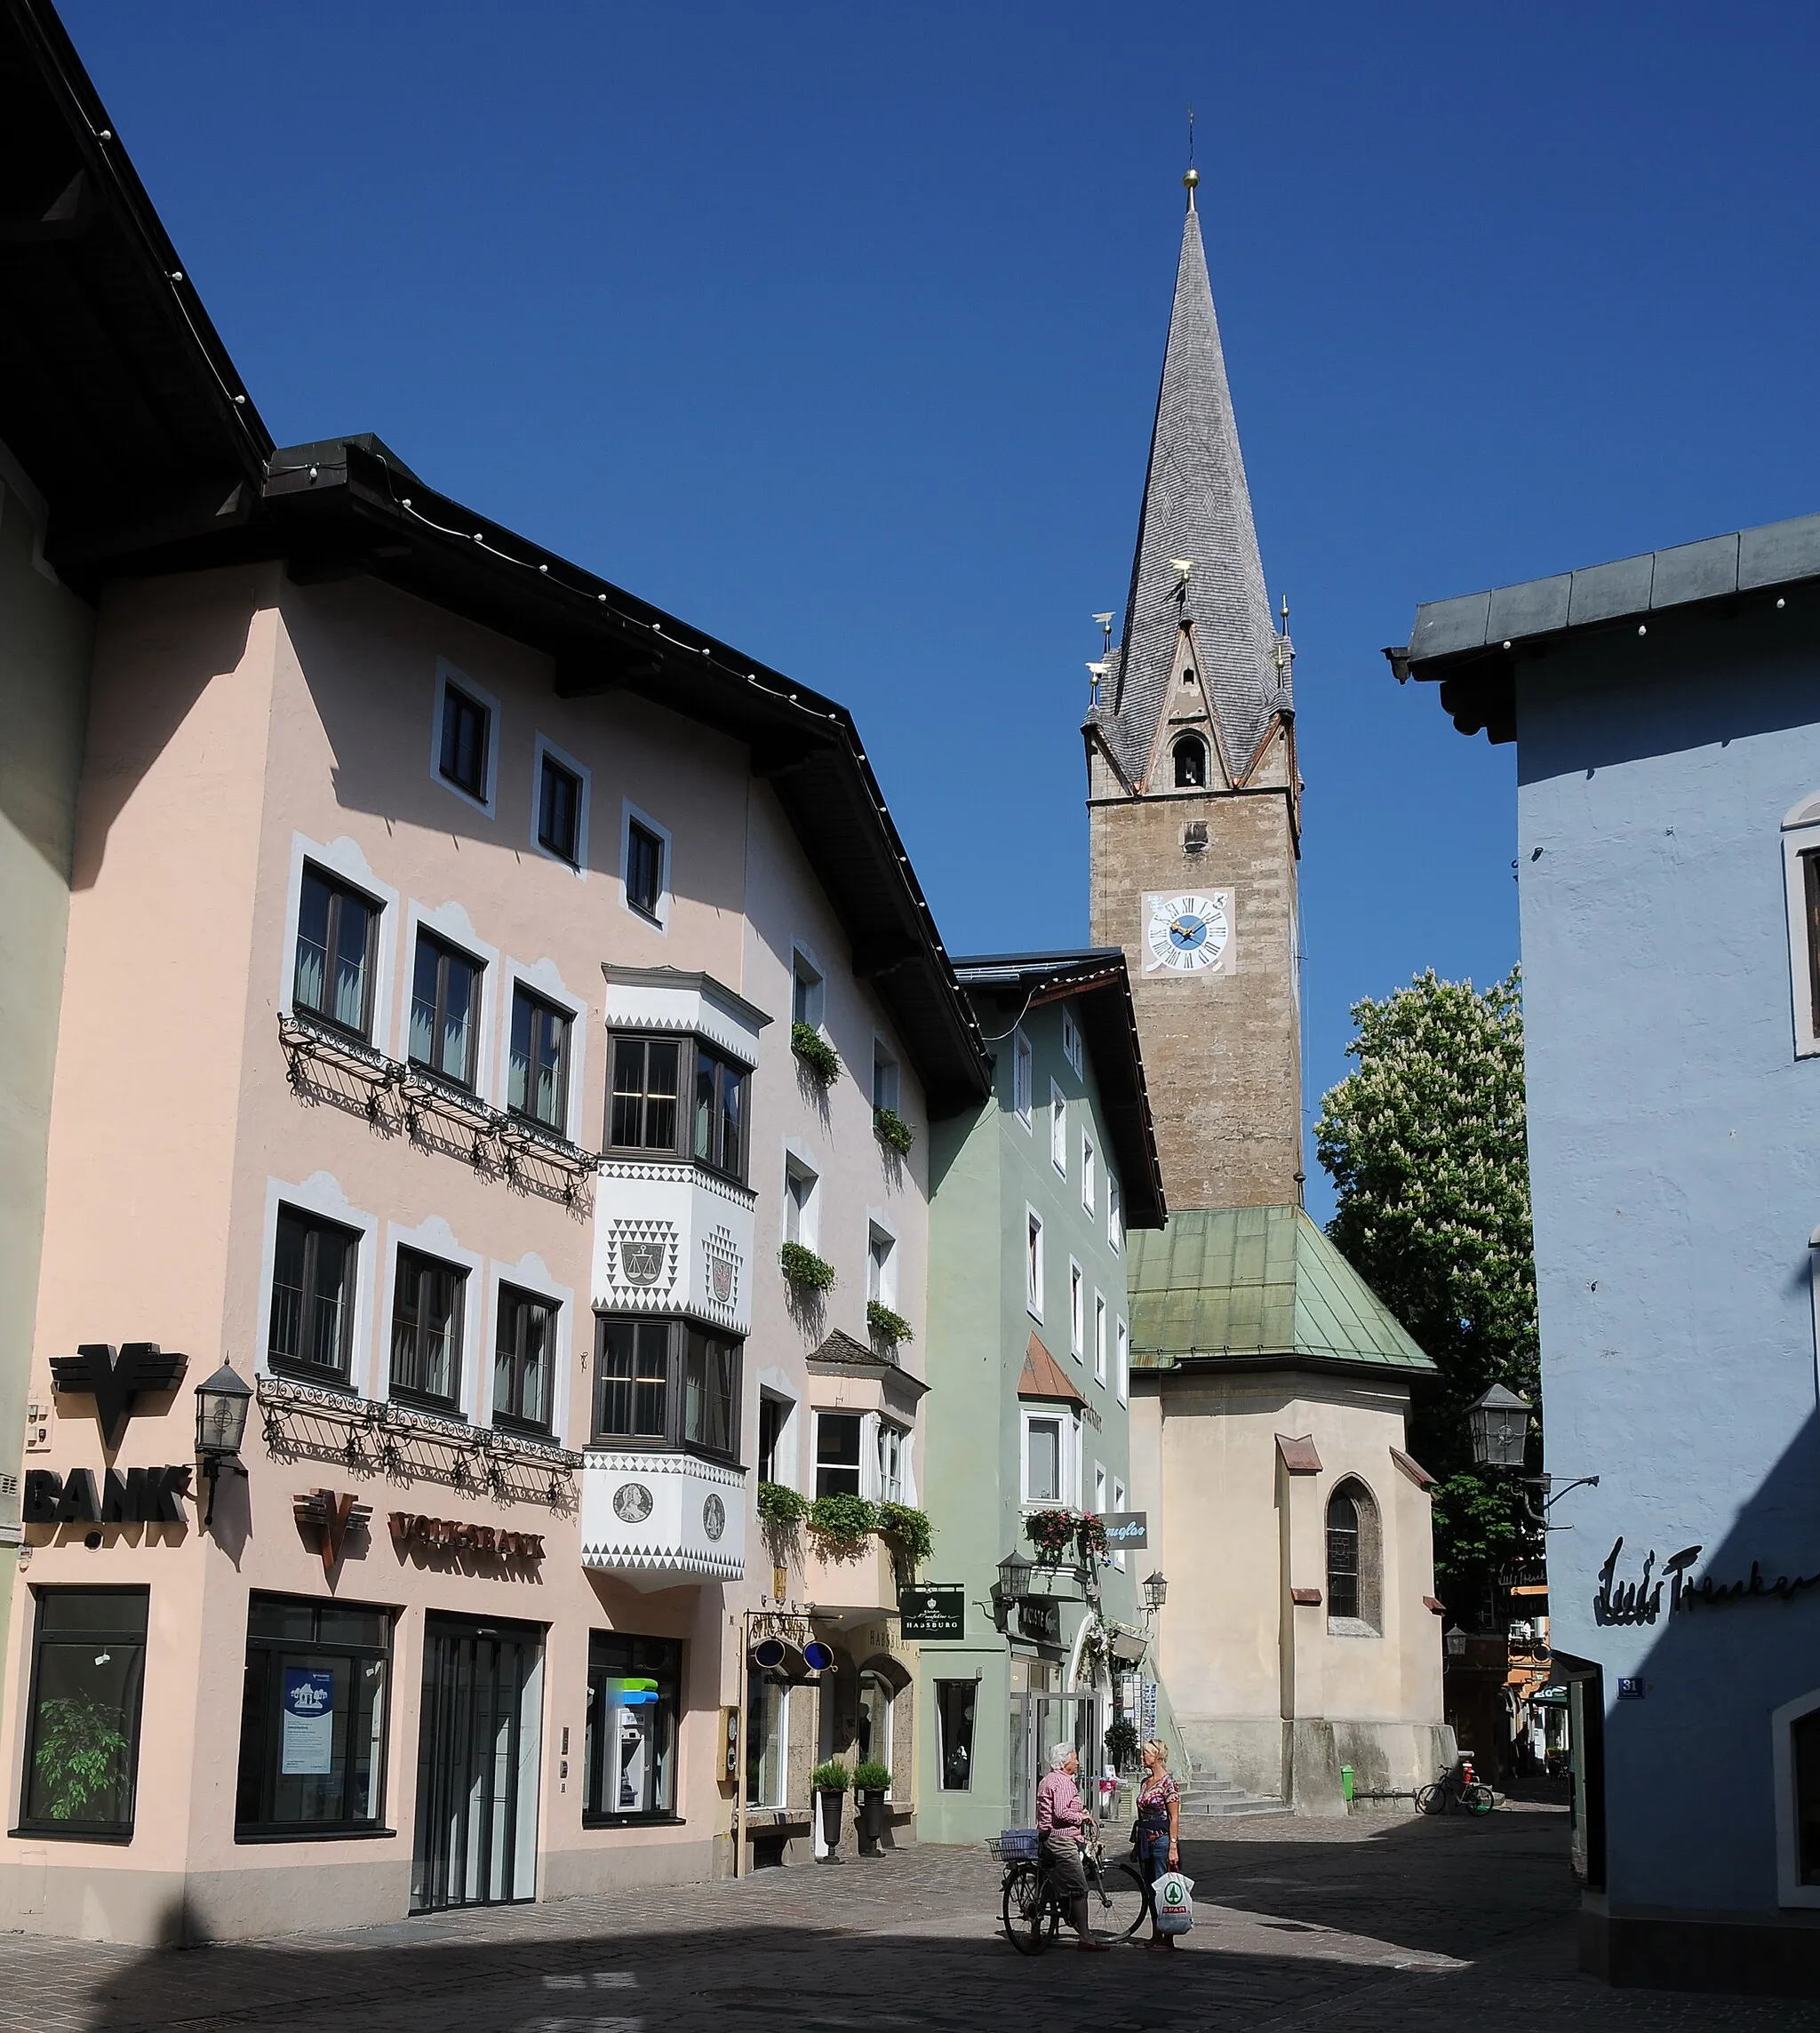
[0,533,986,1941]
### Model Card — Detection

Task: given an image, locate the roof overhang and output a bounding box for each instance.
[1388,514,1820,744]
[951,948,1167,1230]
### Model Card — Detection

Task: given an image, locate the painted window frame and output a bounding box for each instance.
[531,734,590,874]
[1020,1405,1081,1509]
[504,978,576,1139]
[408,927,486,1093]
[1783,794,1820,1058]
[783,1149,821,1253]
[492,1281,561,1434]
[431,659,499,818]
[1082,1132,1097,1216]
[871,1040,900,1112]
[292,861,384,1043]
[1012,1030,1033,1127]
[389,1245,470,1413]
[1025,1208,1044,1322]
[1115,1318,1130,1407]
[814,1408,865,1497]
[866,1220,898,1308]
[1107,1173,1123,1255]
[1093,1293,1107,1389]
[1068,1258,1085,1362]
[1060,1005,1083,1079]
[593,1314,743,1462]
[1050,1081,1068,1176]
[620,801,672,930]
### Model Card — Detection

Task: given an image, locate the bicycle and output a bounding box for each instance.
[1414,1757,1496,1817]
[991,1827,1150,1953]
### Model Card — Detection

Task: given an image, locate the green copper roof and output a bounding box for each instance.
[1126,1205,1433,1375]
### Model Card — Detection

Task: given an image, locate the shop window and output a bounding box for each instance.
[19,1588,148,1837]
[493,1284,557,1432]
[409,930,483,1091]
[1326,1479,1383,1634]
[508,987,571,1133]
[235,1594,391,1839]
[269,1204,358,1383]
[936,1679,976,1790]
[594,1317,742,1461]
[584,1633,680,1823]
[293,864,379,1040]
[858,1670,895,1794]
[746,1673,790,1808]
[390,1247,467,1409]
[816,1411,863,1497]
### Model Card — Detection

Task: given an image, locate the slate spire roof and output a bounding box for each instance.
[1090,187,1289,785]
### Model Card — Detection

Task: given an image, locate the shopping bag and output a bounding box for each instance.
[1155,1870,1195,1934]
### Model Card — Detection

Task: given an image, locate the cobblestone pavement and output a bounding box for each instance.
[2,1804,1812,2033]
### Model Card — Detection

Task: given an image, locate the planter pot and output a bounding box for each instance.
[858,1789,887,1856]
[817,1787,847,1858]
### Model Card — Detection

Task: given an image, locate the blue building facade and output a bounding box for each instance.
[1399,519,1820,1995]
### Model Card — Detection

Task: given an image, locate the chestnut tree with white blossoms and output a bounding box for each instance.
[1315,968,1537,1619]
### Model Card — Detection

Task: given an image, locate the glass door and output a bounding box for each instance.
[1008,1688,1098,1828]
[411,1614,545,1912]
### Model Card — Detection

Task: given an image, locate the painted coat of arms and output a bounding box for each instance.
[703,1225,741,1313]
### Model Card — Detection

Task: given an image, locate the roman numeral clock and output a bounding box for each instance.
[1143,890,1232,975]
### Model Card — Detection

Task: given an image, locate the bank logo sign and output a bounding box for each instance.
[50,1342,188,1447]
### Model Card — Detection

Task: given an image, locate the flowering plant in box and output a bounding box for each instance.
[1026,1507,1082,1563]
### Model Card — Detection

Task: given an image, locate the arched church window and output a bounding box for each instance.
[1326,1479,1383,1634]
[1173,735,1208,789]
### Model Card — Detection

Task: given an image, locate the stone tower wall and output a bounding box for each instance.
[1087,777,1301,1211]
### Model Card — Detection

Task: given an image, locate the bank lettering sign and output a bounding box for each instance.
[898,1583,964,1640]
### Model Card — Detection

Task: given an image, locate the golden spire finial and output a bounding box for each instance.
[1184,103,1197,209]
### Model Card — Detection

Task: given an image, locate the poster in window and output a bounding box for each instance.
[281,1668,335,1775]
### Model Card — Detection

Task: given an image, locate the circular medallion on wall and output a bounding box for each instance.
[613,1482,654,1524]
[702,1493,726,1542]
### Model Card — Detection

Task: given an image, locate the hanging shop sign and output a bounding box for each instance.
[1593,1535,1820,1626]
[1016,1598,1060,1645]
[49,1343,188,1446]
[293,1488,373,1575]
[22,1465,191,1525]
[1099,1511,1148,1551]
[388,1511,545,1562]
[898,1583,964,1640]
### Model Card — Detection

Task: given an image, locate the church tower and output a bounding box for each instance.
[1084,169,1302,1214]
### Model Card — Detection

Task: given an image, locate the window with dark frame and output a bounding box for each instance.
[235,1594,391,1840]
[757,1394,789,1484]
[607,1032,748,1182]
[508,986,571,1133]
[626,817,665,919]
[594,1316,742,1459]
[936,1679,976,1790]
[538,753,582,865]
[815,1410,863,1497]
[391,1247,466,1408]
[269,1205,358,1383]
[585,1632,681,1822]
[293,865,379,1039]
[1803,849,1820,1037]
[409,932,483,1090]
[19,1588,148,1837]
[1326,1491,1361,1622]
[494,1284,558,1431]
[439,681,491,801]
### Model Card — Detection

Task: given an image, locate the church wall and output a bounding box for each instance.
[1135,1367,1445,1806]
[1086,784,1300,1210]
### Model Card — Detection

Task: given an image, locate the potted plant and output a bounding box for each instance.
[1075,1513,1111,1565]
[810,1758,850,1860]
[806,1492,878,1552]
[792,1023,840,1087]
[779,1241,836,1293]
[875,1501,933,1585]
[1105,1715,1140,1775]
[873,1105,914,1155]
[854,1758,891,1854]
[30,1694,128,1820]
[866,1299,914,1346]
[1026,1506,1081,1565]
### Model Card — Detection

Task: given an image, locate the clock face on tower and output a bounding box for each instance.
[1143,890,1232,975]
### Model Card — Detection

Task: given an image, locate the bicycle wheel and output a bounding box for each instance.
[1413,1782,1448,1816]
[1002,1863,1048,1955]
[1461,1783,1496,1816]
[1086,1858,1151,1941]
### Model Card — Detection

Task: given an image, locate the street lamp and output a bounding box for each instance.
[194,1360,251,1527]
[1466,1384,1532,1469]
[1142,1571,1168,1614]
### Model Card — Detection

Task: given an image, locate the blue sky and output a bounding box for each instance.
[65,2,1820,1219]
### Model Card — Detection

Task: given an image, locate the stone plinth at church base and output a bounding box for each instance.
[1178,1715,1457,1816]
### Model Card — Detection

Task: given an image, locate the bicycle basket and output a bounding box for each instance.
[990,1828,1040,1862]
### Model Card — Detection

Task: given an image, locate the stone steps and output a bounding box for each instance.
[1175,1754,1290,1821]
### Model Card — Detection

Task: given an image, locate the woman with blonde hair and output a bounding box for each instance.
[1134,1738,1181,1948]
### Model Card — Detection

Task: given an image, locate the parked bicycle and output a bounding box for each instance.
[1415,1755,1496,1817]
[991,1828,1150,1952]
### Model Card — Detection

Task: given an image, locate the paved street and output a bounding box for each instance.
[1,1804,1810,2033]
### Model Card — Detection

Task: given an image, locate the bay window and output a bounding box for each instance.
[608,1032,749,1183]
[594,1315,742,1460]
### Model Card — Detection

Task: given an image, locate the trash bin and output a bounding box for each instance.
[1341,1764,1354,1805]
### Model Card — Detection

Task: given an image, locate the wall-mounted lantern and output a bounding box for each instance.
[1445,1623,1468,1662]
[1466,1384,1532,1469]
[994,1548,1034,1631]
[194,1360,251,1527]
[1142,1571,1169,1614]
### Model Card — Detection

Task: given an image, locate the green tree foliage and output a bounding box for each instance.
[1315,969,1537,1614]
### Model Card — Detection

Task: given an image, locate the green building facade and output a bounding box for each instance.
[915,951,1167,1843]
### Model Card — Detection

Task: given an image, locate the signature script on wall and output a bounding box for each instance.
[49,1343,188,1447]
[1592,1535,1820,1626]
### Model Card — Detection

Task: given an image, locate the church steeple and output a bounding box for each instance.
[1090,179,1288,790]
